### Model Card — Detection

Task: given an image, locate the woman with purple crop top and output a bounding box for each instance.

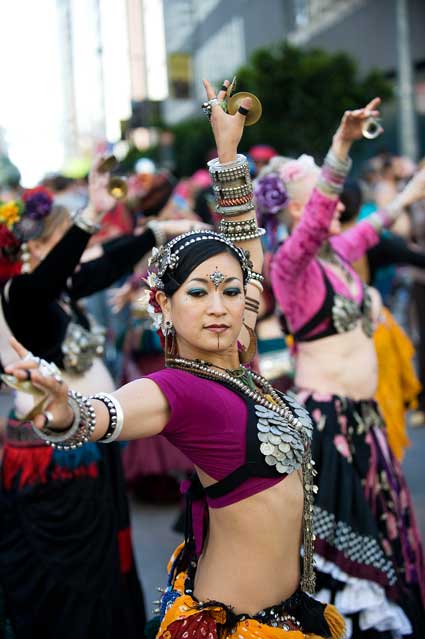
[3,80,350,639]
[263,108,425,637]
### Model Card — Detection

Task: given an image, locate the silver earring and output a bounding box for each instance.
[161,319,174,336]
[21,242,31,273]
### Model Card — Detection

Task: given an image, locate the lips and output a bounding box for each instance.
[204,324,229,333]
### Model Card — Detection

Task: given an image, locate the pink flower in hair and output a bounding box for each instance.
[279,154,317,183]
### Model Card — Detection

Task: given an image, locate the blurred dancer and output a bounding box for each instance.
[0,163,195,639]
[269,102,425,637]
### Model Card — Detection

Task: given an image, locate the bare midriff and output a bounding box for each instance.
[193,470,304,615]
[295,321,378,399]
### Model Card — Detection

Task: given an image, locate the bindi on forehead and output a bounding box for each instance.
[209,268,225,288]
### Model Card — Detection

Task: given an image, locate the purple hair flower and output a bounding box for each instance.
[22,186,53,221]
[254,173,289,215]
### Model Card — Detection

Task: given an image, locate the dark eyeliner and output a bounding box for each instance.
[187,288,207,297]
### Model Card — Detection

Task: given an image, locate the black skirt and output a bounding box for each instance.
[295,391,425,638]
[0,419,146,639]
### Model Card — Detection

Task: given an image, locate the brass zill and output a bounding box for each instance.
[227,92,262,126]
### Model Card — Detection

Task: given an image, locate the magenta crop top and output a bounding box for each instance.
[147,368,284,507]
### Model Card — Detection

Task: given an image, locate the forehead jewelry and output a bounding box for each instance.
[209,270,225,288]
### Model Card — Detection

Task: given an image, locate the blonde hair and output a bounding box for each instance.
[36,203,71,242]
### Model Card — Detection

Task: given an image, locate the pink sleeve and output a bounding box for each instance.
[331,220,380,262]
[271,186,337,302]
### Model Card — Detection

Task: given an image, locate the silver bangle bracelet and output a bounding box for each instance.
[32,394,81,444]
[147,220,167,248]
[216,202,255,216]
[33,391,96,450]
[72,209,100,235]
[92,393,124,443]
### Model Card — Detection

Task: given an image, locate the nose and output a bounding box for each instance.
[336,200,345,214]
[207,291,227,316]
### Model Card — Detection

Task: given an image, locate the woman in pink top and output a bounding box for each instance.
[3,81,347,639]
[263,105,425,637]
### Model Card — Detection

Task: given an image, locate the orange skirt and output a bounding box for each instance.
[155,544,345,639]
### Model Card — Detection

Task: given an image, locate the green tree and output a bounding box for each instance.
[169,43,392,175]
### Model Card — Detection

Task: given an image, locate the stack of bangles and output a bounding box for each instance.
[33,390,124,450]
[208,153,265,291]
[318,149,352,197]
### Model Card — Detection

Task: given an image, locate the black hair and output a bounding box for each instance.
[162,236,247,297]
[340,179,362,224]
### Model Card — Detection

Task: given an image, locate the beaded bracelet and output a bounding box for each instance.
[213,184,252,198]
[92,393,124,443]
[222,227,266,242]
[219,218,258,234]
[249,270,265,283]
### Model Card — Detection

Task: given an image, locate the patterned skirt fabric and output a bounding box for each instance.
[295,391,425,638]
[0,414,146,639]
[150,544,345,639]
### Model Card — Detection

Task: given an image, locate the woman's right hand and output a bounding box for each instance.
[5,338,73,431]
[203,79,251,164]
[83,156,118,222]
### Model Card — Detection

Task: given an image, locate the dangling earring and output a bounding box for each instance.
[20,242,31,273]
[162,319,177,360]
[239,324,257,365]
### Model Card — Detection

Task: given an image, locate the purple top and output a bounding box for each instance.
[147,368,284,508]
[271,184,386,338]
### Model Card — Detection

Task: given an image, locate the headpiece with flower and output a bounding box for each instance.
[0,186,53,260]
[145,230,252,336]
[253,154,318,251]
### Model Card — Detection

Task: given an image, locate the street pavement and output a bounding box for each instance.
[1,389,424,615]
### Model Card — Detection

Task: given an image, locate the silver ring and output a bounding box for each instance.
[44,411,55,427]
[208,97,220,107]
[24,352,40,365]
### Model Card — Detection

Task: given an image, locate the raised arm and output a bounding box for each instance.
[8,158,118,305]
[273,98,382,288]
[69,219,204,300]
[202,79,263,339]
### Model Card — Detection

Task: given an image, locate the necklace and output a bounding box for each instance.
[166,355,317,594]
[197,361,257,391]
[167,357,302,431]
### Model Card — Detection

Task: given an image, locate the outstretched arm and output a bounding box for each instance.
[5,338,170,440]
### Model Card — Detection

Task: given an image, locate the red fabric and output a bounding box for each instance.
[2,444,53,490]
[118,527,134,573]
[50,462,99,482]
[159,612,218,639]
[90,202,133,245]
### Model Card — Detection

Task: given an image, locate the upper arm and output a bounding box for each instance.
[92,378,170,441]
[332,221,379,262]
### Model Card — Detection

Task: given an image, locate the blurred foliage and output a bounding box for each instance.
[168,43,393,175]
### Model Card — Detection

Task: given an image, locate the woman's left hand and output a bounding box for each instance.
[203,79,252,164]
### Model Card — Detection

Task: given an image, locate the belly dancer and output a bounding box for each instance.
[266,103,425,637]
[5,80,346,639]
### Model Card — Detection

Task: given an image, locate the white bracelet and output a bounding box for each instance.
[92,393,124,443]
[247,278,264,294]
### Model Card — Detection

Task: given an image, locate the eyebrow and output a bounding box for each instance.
[187,277,242,285]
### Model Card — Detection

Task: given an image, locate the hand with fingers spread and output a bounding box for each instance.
[5,337,73,432]
[332,97,381,159]
[81,156,118,224]
[203,79,252,163]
